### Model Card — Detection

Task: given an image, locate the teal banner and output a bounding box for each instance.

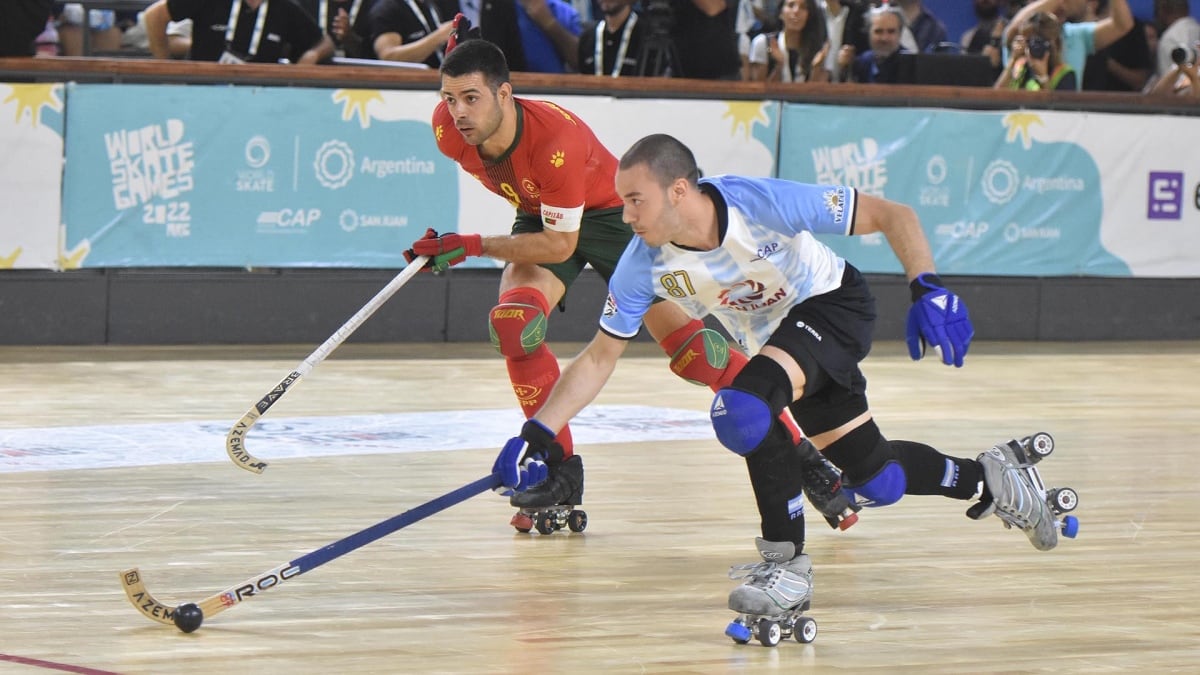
[777,104,1130,276]
[62,83,457,267]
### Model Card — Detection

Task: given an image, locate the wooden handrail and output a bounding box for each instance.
[2,56,1197,115]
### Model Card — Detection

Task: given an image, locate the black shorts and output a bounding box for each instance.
[763,263,877,435]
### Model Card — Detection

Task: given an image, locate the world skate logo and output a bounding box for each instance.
[1147,171,1184,220]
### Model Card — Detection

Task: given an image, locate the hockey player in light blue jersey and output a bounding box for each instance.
[490,133,1078,646]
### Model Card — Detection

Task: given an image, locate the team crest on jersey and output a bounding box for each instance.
[549,150,565,168]
[602,293,619,318]
[823,188,847,224]
[718,279,788,311]
[522,178,540,197]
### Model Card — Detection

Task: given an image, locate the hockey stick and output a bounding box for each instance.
[225,255,429,474]
[120,472,500,632]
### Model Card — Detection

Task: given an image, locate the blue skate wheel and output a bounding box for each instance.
[725,621,752,644]
[1061,515,1079,538]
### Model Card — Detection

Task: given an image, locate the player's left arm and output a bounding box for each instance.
[849,192,935,280]
[476,219,581,264]
[853,192,974,367]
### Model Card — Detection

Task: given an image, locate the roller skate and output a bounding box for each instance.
[796,440,860,530]
[725,538,818,647]
[967,432,1080,550]
[509,454,587,535]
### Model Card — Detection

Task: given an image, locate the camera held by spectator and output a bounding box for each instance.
[1028,35,1050,60]
[1170,45,1196,66]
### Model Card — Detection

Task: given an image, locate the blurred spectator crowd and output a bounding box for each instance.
[2,0,1198,96]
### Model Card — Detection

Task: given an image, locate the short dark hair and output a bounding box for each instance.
[440,39,510,91]
[619,134,701,188]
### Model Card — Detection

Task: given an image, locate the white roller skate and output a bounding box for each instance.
[509,454,587,535]
[725,538,818,647]
[968,432,1080,550]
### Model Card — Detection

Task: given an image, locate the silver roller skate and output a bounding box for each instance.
[967,432,1080,550]
[725,538,818,647]
[509,455,587,535]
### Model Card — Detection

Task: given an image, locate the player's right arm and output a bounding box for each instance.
[533,330,629,432]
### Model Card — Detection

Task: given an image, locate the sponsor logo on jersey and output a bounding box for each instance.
[822,189,846,224]
[549,150,565,168]
[602,294,618,318]
[718,280,788,311]
[752,242,781,261]
[434,124,444,141]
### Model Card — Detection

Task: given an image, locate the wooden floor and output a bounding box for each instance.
[1,341,1198,674]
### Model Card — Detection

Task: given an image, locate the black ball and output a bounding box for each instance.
[173,603,204,633]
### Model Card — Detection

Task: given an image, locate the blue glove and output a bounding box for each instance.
[492,420,556,496]
[906,273,974,368]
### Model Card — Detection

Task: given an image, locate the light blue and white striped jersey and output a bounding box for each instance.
[601,175,858,353]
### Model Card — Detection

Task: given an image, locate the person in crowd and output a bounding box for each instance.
[1,0,55,57]
[143,0,335,64]
[370,0,454,66]
[1004,0,1133,90]
[747,0,830,82]
[995,10,1078,90]
[842,4,909,83]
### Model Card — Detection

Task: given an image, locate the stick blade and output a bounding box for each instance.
[119,568,178,626]
[225,411,269,474]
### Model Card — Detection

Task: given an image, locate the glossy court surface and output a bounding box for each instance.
[1,341,1197,673]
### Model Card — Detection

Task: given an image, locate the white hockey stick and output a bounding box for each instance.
[225,256,429,473]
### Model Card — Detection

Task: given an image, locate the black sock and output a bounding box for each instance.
[893,440,982,500]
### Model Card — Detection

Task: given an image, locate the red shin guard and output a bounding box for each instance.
[494,288,573,456]
[659,320,803,444]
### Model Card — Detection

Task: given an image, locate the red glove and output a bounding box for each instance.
[404,228,483,272]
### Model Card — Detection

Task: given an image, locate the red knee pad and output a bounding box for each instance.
[489,288,550,359]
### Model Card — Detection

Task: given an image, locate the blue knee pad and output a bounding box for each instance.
[845,461,906,507]
[710,388,773,456]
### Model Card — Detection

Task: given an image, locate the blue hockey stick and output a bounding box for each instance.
[120,473,501,632]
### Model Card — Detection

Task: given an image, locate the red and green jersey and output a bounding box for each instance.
[431,97,622,232]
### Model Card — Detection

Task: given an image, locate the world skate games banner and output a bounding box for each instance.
[33,83,1200,276]
[59,84,778,269]
[0,83,63,270]
[778,104,1200,277]
[62,83,456,268]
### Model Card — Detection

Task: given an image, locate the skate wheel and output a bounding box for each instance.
[534,511,556,535]
[794,616,818,643]
[510,512,533,533]
[1025,432,1054,461]
[1061,515,1079,538]
[725,621,752,644]
[1049,487,1079,513]
[567,509,588,533]
[757,620,782,647]
[839,512,859,530]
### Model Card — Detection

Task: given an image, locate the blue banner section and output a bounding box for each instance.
[62,83,458,268]
[777,104,1130,277]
